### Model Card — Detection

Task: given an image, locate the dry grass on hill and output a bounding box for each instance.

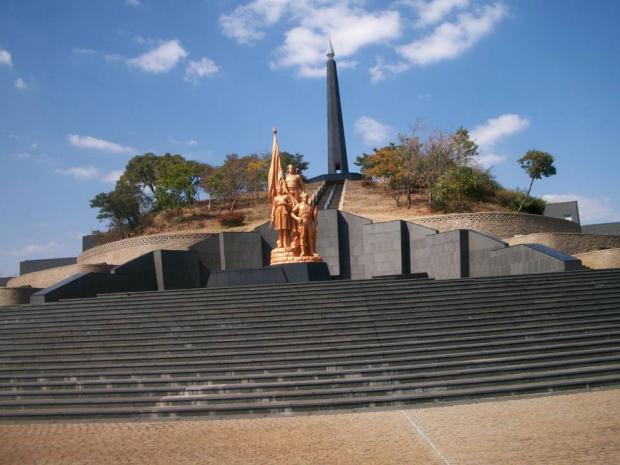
[342,180,510,222]
[101,181,323,240]
[95,179,509,244]
[135,197,271,236]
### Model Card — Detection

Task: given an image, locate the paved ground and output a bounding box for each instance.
[1,389,619,465]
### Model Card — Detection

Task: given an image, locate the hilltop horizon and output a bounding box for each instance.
[1,0,619,275]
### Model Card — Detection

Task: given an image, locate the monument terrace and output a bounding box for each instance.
[1,44,619,438]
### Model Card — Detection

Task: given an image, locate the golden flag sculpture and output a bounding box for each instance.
[267,127,283,203]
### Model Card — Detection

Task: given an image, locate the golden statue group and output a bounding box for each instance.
[268,127,322,265]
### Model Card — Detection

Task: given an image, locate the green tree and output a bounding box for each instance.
[397,133,423,208]
[355,143,404,206]
[451,127,479,165]
[419,131,455,209]
[245,154,269,203]
[432,165,490,212]
[517,150,557,212]
[123,153,205,211]
[124,153,158,203]
[199,164,217,210]
[279,152,309,177]
[207,154,249,211]
[89,180,144,237]
[154,154,205,210]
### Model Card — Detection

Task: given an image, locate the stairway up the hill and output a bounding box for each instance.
[1,269,620,421]
[316,180,344,209]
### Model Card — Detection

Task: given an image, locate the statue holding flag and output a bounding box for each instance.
[267,127,322,265]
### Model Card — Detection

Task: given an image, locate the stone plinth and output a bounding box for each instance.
[270,248,322,265]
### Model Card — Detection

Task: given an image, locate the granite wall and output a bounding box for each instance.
[412,229,583,279]
[575,248,620,269]
[78,232,214,265]
[582,222,620,236]
[20,257,77,275]
[506,233,620,255]
[413,212,581,238]
[544,201,581,225]
[8,263,114,289]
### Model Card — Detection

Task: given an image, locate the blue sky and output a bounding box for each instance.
[1,0,619,276]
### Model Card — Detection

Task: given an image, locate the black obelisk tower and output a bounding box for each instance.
[326,42,349,174]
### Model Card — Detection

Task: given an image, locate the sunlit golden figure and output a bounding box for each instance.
[267,128,321,265]
[284,164,304,205]
[291,192,318,257]
[271,184,293,249]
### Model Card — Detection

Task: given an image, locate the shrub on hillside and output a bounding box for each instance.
[432,166,495,212]
[512,190,546,214]
[496,188,546,215]
[219,211,245,227]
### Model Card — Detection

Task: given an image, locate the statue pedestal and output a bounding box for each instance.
[270,248,322,266]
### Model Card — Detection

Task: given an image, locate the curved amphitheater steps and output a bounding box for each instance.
[1,269,620,421]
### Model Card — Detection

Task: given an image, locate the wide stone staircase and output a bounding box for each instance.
[316,180,344,209]
[1,269,620,421]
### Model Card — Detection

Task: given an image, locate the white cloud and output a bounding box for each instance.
[12,152,32,160]
[355,116,393,147]
[369,59,409,82]
[477,153,505,169]
[397,3,506,66]
[469,113,529,168]
[127,39,188,73]
[68,134,136,154]
[221,1,506,81]
[14,77,28,91]
[171,137,199,146]
[0,241,59,257]
[104,53,124,62]
[271,3,402,77]
[56,165,124,183]
[220,0,291,44]
[0,49,12,66]
[126,0,143,6]
[220,1,401,77]
[470,114,530,147]
[103,170,124,183]
[55,165,100,180]
[542,194,620,224]
[402,0,470,27]
[73,47,98,55]
[185,57,220,83]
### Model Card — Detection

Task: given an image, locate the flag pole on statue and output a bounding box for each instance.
[267,126,283,203]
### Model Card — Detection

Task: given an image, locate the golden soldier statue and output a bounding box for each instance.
[267,128,322,265]
[270,184,293,249]
[291,192,318,257]
[284,164,304,205]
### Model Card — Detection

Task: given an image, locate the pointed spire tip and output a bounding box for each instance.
[327,40,335,58]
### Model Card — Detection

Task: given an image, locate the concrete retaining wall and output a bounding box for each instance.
[412,230,465,280]
[413,212,581,238]
[7,263,114,289]
[582,222,620,236]
[0,287,41,307]
[411,229,583,279]
[338,211,372,279]
[20,257,77,275]
[78,233,214,265]
[506,233,620,255]
[575,248,620,270]
[474,244,583,277]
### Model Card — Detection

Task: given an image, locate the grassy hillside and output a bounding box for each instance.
[93,179,517,245]
[342,180,511,222]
